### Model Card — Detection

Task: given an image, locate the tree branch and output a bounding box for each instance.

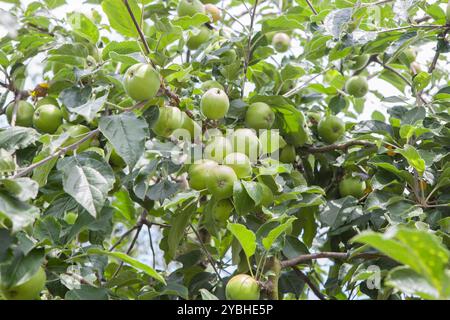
[12,129,100,178]
[280,252,383,269]
[290,266,327,300]
[190,224,223,281]
[428,28,450,74]
[305,0,318,15]
[302,140,376,153]
[123,0,153,64]
[240,0,259,98]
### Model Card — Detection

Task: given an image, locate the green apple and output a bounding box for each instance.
[201,88,229,120]
[177,0,205,17]
[345,76,368,98]
[221,49,237,64]
[6,101,34,127]
[33,104,63,134]
[349,54,370,70]
[179,113,202,140]
[0,267,46,300]
[226,274,260,300]
[124,63,161,101]
[339,177,366,198]
[245,102,275,130]
[259,130,286,155]
[231,128,261,162]
[201,80,224,92]
[223,152,252,178]
[206,165,238,200]
[188,159,218,190]
[279,145,296,163]
[272,32,290,53]
[187,26,211,50]
[36,96,59,108]
[213,199,233,223]
[204,136,233,163]
[56,123,92,155]
[317,115,345,144]
[205,3,221,22]
[152,106,184,137]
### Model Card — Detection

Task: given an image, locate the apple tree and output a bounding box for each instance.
[0,0,449,300]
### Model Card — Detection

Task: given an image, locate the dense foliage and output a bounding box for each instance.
[0,0,449,300]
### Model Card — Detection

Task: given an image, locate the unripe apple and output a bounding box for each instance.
[36,96,59,108]
[231,128,261,162]
[187,26,211,50]
[188,159,218,190]
[204,4,221,22]
[206,165,238,200]
[33,104,63,134]
[317,115,345,144]
[201,80,224,92]
[345,76,368,98]
[272,33,290,53]
[279,145,296,163]
[349,54,370,70]
[221,49,237,64]
[200,88,230,120]
[177,0,205,17]
[259,130,286,154]
[124,63,161,101]
[6,101,34,127]
[339,177,366,198]
[223,152,252,178]
[179,113,202,140]
[213,199,233,223]
[245,102,275,130]
[56,123,92,155]
[204,136,233,163]
[152,106,184,137]
[0,267,46,300]
[226,274,260,300]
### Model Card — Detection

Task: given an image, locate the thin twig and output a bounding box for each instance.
[291,266,327,300]
[111,225,143,279]
[428,28,450,74]
[147,225,156,269]
[283,68,332,98]
[190,224,222,281]
[109,225,139,251]
[305,0,318,15]
[280,252,383,268]
[123,0,153,65]
[12,129,100,178]
[240,0,259,98]
[302,140,376,153]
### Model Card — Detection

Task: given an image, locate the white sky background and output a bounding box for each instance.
[0,0,447,297]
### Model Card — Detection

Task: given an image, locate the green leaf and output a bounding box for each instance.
[386,266,440,300]
[227,223,256,259]
[57,152,115,218]
[111,187,137,223]
[102,0,142,37]
[397,144,426,175]
[262,217,296,251]
[65,285,109,300]
[352,227,450,293]
[0,248,44,288]
[99,112,149,171]
[101,41,141,60]
[88,249,166,285]
[1,177,38,201]
[0,127,39,152]
[0,191,39,233]
[233,181,255,215]
[166,202,196,261]
[68,12,99,44]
